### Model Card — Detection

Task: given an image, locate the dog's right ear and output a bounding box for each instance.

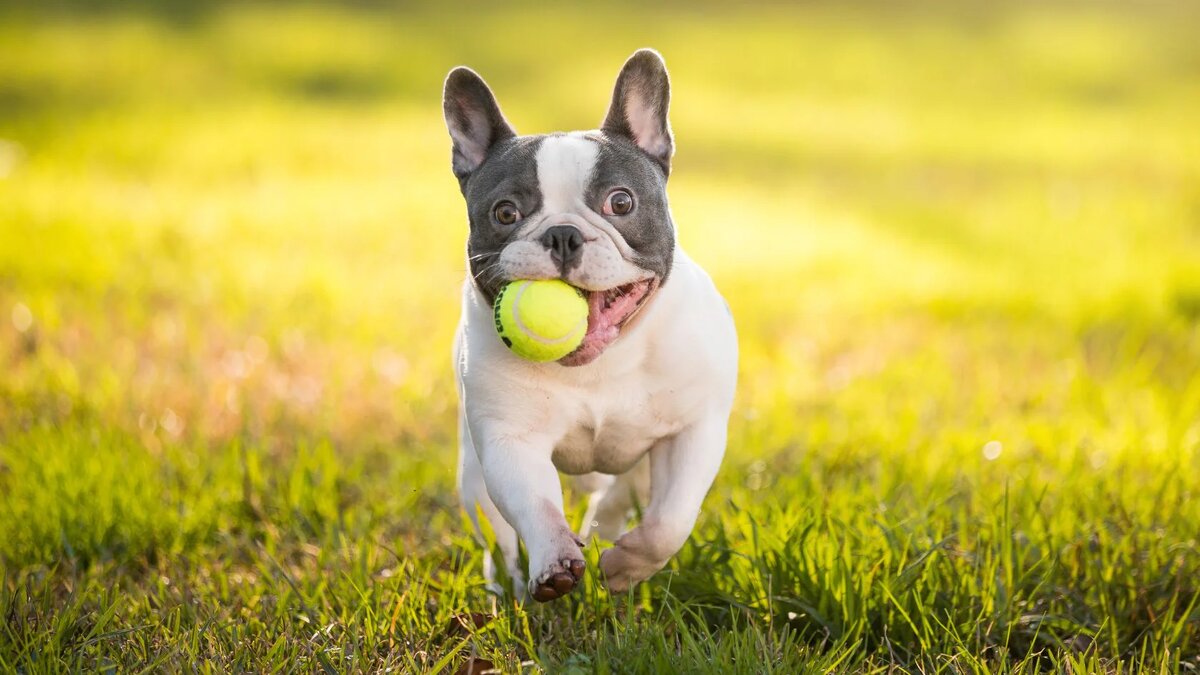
[602,49,674,176]
[443,67,516,185]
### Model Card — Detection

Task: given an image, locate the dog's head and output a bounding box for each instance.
[443,49,676,366]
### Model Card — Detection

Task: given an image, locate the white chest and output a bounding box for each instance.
[550,388,687,475]
[458,249,737,477]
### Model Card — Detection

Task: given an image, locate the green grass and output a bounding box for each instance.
[1,1,1199,672]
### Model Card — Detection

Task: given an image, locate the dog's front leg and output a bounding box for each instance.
[473,427,585,602]
[599,412,728,592]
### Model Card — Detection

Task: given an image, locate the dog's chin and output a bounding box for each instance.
[557,277,660,367]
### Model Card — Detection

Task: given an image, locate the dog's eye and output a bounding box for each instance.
[493,201,521,225]
[603,189,634,216]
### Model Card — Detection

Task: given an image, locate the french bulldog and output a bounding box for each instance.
[444,49,737,602]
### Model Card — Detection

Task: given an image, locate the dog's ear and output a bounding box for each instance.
[443,67,517,184]
[601,49,674,176]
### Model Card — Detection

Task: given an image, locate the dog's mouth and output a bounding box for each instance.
[558,278,659,367]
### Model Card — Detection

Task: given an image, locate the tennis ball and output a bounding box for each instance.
[493,279,588,362]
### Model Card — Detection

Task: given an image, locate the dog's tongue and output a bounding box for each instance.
[557,282,650,366]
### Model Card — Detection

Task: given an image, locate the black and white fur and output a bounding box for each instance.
[445,49,737,601]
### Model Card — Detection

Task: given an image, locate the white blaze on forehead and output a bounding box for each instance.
[535,135,599,214]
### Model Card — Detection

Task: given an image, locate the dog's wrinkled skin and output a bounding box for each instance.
[445,49,737,601]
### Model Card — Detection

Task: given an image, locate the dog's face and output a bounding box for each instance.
[443,50,676,366]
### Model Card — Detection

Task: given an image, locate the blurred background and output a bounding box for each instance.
[0,0,1198,668]
[3,0,1197,452]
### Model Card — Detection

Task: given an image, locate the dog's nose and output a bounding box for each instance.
[540,225,585,272]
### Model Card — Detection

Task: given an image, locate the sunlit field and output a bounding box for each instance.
[1,1,1199,671]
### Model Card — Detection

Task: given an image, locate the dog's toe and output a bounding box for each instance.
[567,559,585,579]
[549,572,575,593]
[530,558,586,602]
[531,574,573,602]
[531,583,560,602]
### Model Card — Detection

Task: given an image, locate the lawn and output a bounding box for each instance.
[1,1,1199,672]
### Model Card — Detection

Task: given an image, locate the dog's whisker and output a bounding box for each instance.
[472,261,503,284]
[471,260,499,277]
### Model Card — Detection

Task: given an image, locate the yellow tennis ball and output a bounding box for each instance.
[493,279,588,362]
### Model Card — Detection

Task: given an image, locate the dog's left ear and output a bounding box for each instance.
[443,66,517,185]
[602,49,674,176]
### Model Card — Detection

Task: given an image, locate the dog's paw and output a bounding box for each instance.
[599,525,680,593]
[529,558,586,602]
[599,544,652,593]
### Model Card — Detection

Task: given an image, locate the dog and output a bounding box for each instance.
[443,49,737,602]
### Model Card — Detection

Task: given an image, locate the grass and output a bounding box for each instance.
[1,1,1199,671]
